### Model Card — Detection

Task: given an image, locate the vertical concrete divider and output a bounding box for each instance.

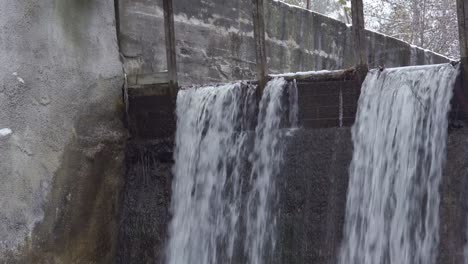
[458,0,468,99]
[351,0,368,81]
[252,0,268,97]
[163,0,179,95]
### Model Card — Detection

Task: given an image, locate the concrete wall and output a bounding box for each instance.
[0,0,125,262]
[118,0,449,85]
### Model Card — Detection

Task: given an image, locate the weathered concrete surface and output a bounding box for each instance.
[118,0,449,85]
[0,0,125,262]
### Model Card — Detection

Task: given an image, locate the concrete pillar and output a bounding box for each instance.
[163,0,178,93]
[457,0,468,95]
[351,0,368,78]
[251,0,268,93]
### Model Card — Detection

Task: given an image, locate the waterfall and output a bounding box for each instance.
[339,64,458,264]
[167,78,291,264]
[245,78,287,263]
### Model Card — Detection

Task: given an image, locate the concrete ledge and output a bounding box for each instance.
[125,81,176,139]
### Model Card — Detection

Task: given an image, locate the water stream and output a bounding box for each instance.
[167,78,292,264]
[339,64,458,264]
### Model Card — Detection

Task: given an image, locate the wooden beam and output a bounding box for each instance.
[457,0,468,96]
[306,0,311,10]
[163,0,178,93]
[351,0,368,77]
[251,0,268,93]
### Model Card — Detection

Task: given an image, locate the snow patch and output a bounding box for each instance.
[372,63,454,73]
[12,72,25,84]
[0,128,12,137]
[270,69,341,78]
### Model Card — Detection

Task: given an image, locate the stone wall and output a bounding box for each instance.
[118,0,449,85]
[0,0,125,262]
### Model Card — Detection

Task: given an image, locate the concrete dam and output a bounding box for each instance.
[2,0,468,264]
[129,64,459,264]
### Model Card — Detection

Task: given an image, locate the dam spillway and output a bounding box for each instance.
[116,63,468,264]
[165,64,461,264]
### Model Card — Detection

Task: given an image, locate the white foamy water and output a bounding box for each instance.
[339,64,458,264]
[245,78,287,263]
[167,78,290,264]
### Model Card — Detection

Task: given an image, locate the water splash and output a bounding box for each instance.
[167,78,290,264]
[339,64,458,264]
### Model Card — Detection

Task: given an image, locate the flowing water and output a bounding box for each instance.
[167,78,292,264]
[339,64,458,264]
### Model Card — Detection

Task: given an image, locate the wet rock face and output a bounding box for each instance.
[118,0,448,86]
[0,0,125,262]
